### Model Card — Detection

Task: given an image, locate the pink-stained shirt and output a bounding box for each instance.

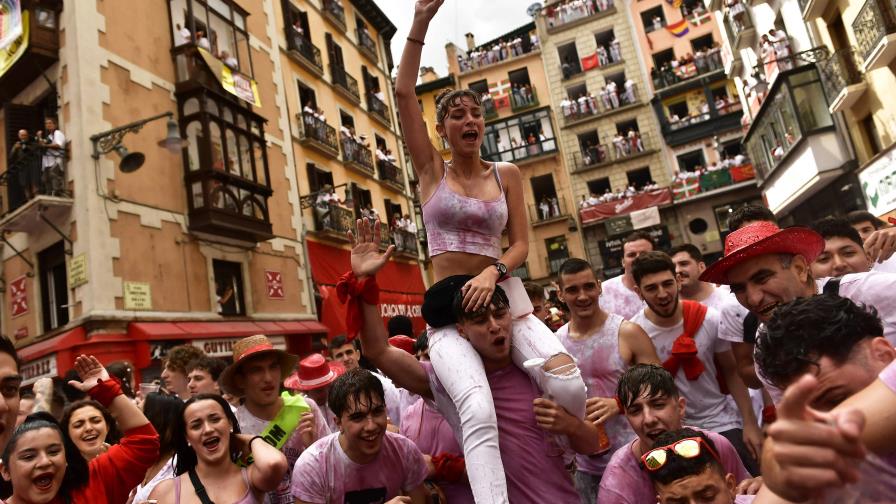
[556,314,633,476]
[237,397,331,504]
[600,275,646,320]
[290,431,429,503]
[422,362,580,503]
[597,429,750,504]
[400,398,474,503]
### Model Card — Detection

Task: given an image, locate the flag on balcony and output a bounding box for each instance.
[489,79,511,109]
[690,11,712,25]
[581,52,599,71]
[665,19,690,37]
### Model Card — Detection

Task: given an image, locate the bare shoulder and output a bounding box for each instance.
[494,162,522,190]
[618,319,647,338]
[148,476,176,503]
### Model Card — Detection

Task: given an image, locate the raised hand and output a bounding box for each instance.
[414,0,445,22]
[349,219,395,278]
[67,355,110,392]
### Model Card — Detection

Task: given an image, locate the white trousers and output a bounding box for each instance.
[427,277,586,503]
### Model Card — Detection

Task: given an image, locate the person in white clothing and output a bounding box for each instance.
[631,251,762,475]
[809,217,874,279]
[38,117,66,196]
[847,210,896,273]
[601,231,653,319]
[670,244,731,311]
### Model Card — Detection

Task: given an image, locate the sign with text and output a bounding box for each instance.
[9,275,27,318]
[598,225,670,280]
[266,270,284,299]
[124,282,152,310]
[191,335,286,358]
[68,253,88,288]
[859,146,896,216]
[580,189,673,224]
[21,354,57,386]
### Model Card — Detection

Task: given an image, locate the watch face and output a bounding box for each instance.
[497,262,508,275]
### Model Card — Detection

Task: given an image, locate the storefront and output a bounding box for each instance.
[306,240,426,338]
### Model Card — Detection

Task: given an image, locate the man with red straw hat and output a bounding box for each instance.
[700,221,896,402]
[284,353,345,432]
[222,334,330,504]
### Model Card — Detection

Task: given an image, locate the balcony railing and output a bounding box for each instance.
[482,137,558,164]
[573,130,655,172]
[853,0,896,70]
[2,144,70,215]
[671,163,756,201]
[663,101,744,147]
[816,48,866,112]
[322,0,346,29]
[529,195,570,224]
[391,229,419,257]
[543,0,617,33]
[356,28,378,62]
[378,159,405,190]
[652,53,724,92]
[510,87,539,112]
[313,202,354,237]
[340,135,374,174]
[330,65,360,102]
[458,38,540,74]
[367,93,391,126]
[482,97,498,119]
[562,84,639,127]
[298,112,340,158]
[287,34,323,75]
[724,4,756,50]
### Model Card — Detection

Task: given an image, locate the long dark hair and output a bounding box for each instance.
[143,392,185,458]
[60,399,121,450]
[174,393,241,475]
[3,412,89,495]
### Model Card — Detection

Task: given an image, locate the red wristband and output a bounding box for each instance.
[87,376,124,408]
[761,404,777,425]
[336,271,380,341]
[432,453,465,482]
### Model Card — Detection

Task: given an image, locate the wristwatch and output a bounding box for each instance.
[494,262,508,277]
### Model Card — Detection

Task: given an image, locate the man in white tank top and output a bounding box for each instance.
[554,258,662,502]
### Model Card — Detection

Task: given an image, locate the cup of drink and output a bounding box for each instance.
[139,383,160,397]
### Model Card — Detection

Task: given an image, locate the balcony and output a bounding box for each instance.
[367,93,392,126]
[0,2,61,102]
[671,163,756,202]
[800,0,831,19]
[724,4,756,51]
[510,87,539,112]
[298,112,340,158]
[562,84,641,128]
[482,137,558,165]
[853,0,896,71]
[313,202,354,241]
[340,135,374,176]
[572,131,657,174]
[816,48,867,113]
[458,36,541,75]
[543,0,617,34]
[322,0,347,30]
[391,229,419,259]
[483,98,499,120]
[331,65,360,103]
[2,144,71,220]
[652,56,725,94]
[378,159,405,192]
[356,28,378,63]
[660,101,745,147]
[286,34,324,77]
[528,196,570,226]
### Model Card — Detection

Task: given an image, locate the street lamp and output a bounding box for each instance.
[90,112,189,173]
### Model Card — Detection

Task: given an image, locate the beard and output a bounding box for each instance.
[646,292,679,319]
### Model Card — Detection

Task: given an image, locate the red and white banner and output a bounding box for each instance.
[265,270,284,299]
[9,275,27,318]
[579,189,673,224]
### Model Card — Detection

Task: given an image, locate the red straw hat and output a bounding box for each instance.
[284,353,345,391]
[389,335,416,355]
[219,334,298,396]
[700,221,824,285]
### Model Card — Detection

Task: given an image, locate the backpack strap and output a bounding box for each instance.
[743,312,759,345]
[822,277,842,296]
[188,468,216,504]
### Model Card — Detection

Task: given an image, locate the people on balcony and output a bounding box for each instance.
[195,30,211,51]
[726,0,747,30]
[579,181,663,209]
[456,34,536,72]
[220,50,239,71]
[175,24,191,46]
[9,129,41,200]
[38,118,66,197]
[544,0,615,28]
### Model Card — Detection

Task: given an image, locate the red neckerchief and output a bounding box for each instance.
[662,300,708,381]
[335,271,379,341]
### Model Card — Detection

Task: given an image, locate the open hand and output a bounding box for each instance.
[585,396,620,425]
[461,268,499,312]
[349,219,394,278]
[414,0,444,22]
[864,227,896,264]
[67,355,110,392]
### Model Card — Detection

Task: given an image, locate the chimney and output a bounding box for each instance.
[419,66,439,83]
[465,32,476,51]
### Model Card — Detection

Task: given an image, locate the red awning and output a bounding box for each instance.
[306,240,426,337]
[18,327,87,362]
[128,320,328,341]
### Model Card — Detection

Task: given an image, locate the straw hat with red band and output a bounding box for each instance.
[699,221,825,285]
[284,353,345,391]
[219,334,298,397]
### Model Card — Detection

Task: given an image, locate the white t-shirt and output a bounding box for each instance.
[873,255,896,274]
[700,284,733,313]
[600,275,646,321]
[373,371,404,428]
[631,307,742,432]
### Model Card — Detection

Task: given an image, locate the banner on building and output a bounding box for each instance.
[581,52,599,71]
[198,48,261,107]
[0,8,26,78]
[0,0,22,50]
[859,145,896,216]
[266,270,284,299]
[665,19,690,38]
[9,275,27,318]
[580,189,673,224]
[489,79,511,109]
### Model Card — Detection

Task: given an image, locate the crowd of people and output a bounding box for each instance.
[578,128,645,167]
[651,44,724,89]
[456,34,539,72]
[561,79,637,121]
[579,180,663,209]
[175,23,240,71]
[6,117,67,204]
[544,0,616,29]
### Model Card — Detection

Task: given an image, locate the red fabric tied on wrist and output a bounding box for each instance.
[336,271,380,341]
[431,453,465,482]
[762,404,777,425]
[87,376,124,408]
[662,300,708,381]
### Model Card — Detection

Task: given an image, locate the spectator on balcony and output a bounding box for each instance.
[652,15,663,31]
[176,24,191,46]
[220,50,239,71]
[539,196,551,220]
[402,213,417,235]
[562,56,575,79]
[770,29,792,70]
[709,42,723,68]
[609,38,621,63]
[695,48,707,73]
[580,195,589,209]
[613,132,627,158]
[550,196,560,217]
[606,80,620,108]
[629,129,644,153]
[560,96,573,117]
[623,78,636,104]
[291,18,305,49]
[597,45,609,67]
[38,118,66,197]
[530,32,539,50]
[715,96,728,114]
[373,87,386,104]
[599,86,612,110]
[10,128,39,200]
[195,30,210,51]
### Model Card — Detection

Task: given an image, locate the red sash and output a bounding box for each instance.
[662,300,707,381]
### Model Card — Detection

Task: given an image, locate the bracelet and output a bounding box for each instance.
[406,36,425,45]
[248,435,265,451]
[87,376,124,408]
[336,270,380,341]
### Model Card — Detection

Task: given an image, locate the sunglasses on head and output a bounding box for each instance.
[641,436,721,472]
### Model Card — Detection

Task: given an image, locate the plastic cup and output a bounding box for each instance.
[139,383,160,396]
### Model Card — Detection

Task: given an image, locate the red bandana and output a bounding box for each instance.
[662,300,708,381]
[335,271,380,341]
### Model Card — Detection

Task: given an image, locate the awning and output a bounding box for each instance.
[128,320,327,340]
[306,240,426,337]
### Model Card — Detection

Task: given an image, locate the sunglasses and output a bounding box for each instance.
[641,437,721,472]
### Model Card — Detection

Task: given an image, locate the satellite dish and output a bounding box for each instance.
[527,2,543,17]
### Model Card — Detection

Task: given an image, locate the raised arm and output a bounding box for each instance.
[395,0,445,184]
[350,220,432,398]
[238,433,288,494]
[69,355,150,432]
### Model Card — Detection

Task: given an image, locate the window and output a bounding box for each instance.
[558,42,582,79]
[566,83,587,100]
[616,118,639,135]
[667,100,689,120]
[169,0,252,75]
[468,79,489,95]
[480,108,556,162]
[587,177,611,195]
[326,33,346,69]
[642,6,666,33]
[298,82,317,110]
[652,49,675,70]
[859,114,883,157]
[721,140,743,158]
[627,167,653,189]
[283,2,311,51]
[351,183,373,219]
[594,29,616,58]
[577,130,605,167]
[545,236,569,274]
[339,110,355,129]
[605,71,626,90]
[213,259,245,316]
[306,163,334,193]
[38,241,68,331]
[677,150,706,172]
[691,34,714,53]
[530,174,558,203]
[383,198,402,222]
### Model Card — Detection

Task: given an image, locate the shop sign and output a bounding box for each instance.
[0,10,27,78]
[9,275,27,317]
[192,335,286,358]
[604,216,633,236]
[68,253,88,288]
[14,327,27,340]
[266,270,284,299]
[124,282,152,310]
[859,147,896,216]
[21,354,56,386]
